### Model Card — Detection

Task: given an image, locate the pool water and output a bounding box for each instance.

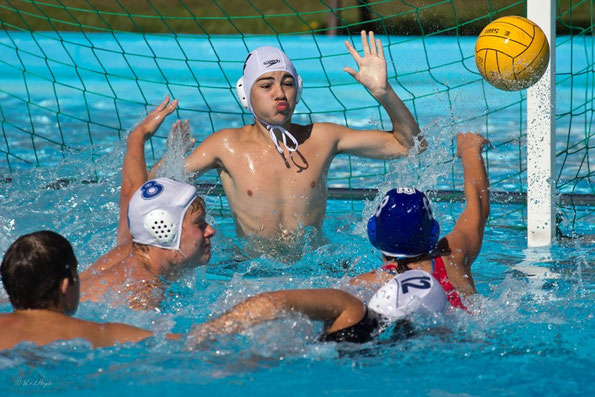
[0,33,594,396]
[0,137,593,396]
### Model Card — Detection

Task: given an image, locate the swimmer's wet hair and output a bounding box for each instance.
[1,230,77,310]
[382,237,452,273]
[190,195,206,215]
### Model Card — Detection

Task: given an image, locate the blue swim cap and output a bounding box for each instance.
[367,187,440,258]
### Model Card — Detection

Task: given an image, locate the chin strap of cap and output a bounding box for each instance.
[177,248,189,261]
[269,125,299,154]
[256,117,298,154]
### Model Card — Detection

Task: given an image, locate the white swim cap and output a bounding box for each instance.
[128,178,198,250]
[368,269,448,321]
[236,45,302,113]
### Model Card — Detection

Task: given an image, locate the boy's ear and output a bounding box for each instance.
[60,278,70,295]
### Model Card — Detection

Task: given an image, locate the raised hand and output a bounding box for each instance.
[133,95,179,140]
[118,95,179,245]
[456,132,491,158]
[344,30,388,97]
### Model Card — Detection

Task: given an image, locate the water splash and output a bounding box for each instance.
[155,121,195,183]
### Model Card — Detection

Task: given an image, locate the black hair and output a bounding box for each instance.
[383,237,452,273]
[1,230,77,310]
[390,319,417,340]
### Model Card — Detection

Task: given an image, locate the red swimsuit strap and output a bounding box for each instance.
[381,263,399,274]
[432,257,467,311]
[382,259,468,312]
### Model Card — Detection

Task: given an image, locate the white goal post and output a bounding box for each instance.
[527,0,556,247]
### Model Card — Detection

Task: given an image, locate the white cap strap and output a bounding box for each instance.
[268,124,299,154]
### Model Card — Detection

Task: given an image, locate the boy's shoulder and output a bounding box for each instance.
[203,125,250,143]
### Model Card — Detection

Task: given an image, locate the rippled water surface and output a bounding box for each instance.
[0,150,593,396]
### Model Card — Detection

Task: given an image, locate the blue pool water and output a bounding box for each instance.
[0,33,594,396]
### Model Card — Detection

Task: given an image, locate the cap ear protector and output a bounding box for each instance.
[235,77,250,110]
[429,219,440,250]
[144,209,177,246]
[236,75,303,111]
[128,178,198,250]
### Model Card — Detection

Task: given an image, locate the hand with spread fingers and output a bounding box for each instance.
[134,95,179,140]
[344,30,389,97]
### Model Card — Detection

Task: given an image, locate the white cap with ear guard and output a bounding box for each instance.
[368,269,448,321]
[236,46,303,155]
[236,45,302,113]
[128,178,198,250]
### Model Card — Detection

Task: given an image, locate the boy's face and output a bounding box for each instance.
[178,204,215,266]
[250,71,297,125]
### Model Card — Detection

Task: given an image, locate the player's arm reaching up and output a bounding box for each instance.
[443,132,491,275]
[116,96,178,246]
[328,30,425,159]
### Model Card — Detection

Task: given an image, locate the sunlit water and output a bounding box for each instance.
[0,137,593,396]
[0,33,594,395]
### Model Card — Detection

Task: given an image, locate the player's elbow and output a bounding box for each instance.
[393,129,425,156]
[480,188,491,221]
[183,155,207,175]
[483,198,490,218]
[415,136,427,154]
[328,293,366,333]
[480,204,490,227]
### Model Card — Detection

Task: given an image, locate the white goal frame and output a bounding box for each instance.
[527,0,556,247]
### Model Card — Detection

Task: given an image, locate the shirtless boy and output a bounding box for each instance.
[0,231,154,350]
[81,98,215,310]
[180,31,424,240]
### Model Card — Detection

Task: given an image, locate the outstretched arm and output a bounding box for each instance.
[115,96,178,246]
[335,30,424,158]
[189,289,365,344]
[182,129,225,176]
[445,132,490,271]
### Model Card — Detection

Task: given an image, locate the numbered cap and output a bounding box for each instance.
[368,269,448,320]
[367,187,440,258]
[128,178,198,250]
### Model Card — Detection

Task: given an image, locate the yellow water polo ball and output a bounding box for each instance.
[475,16,550,91]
